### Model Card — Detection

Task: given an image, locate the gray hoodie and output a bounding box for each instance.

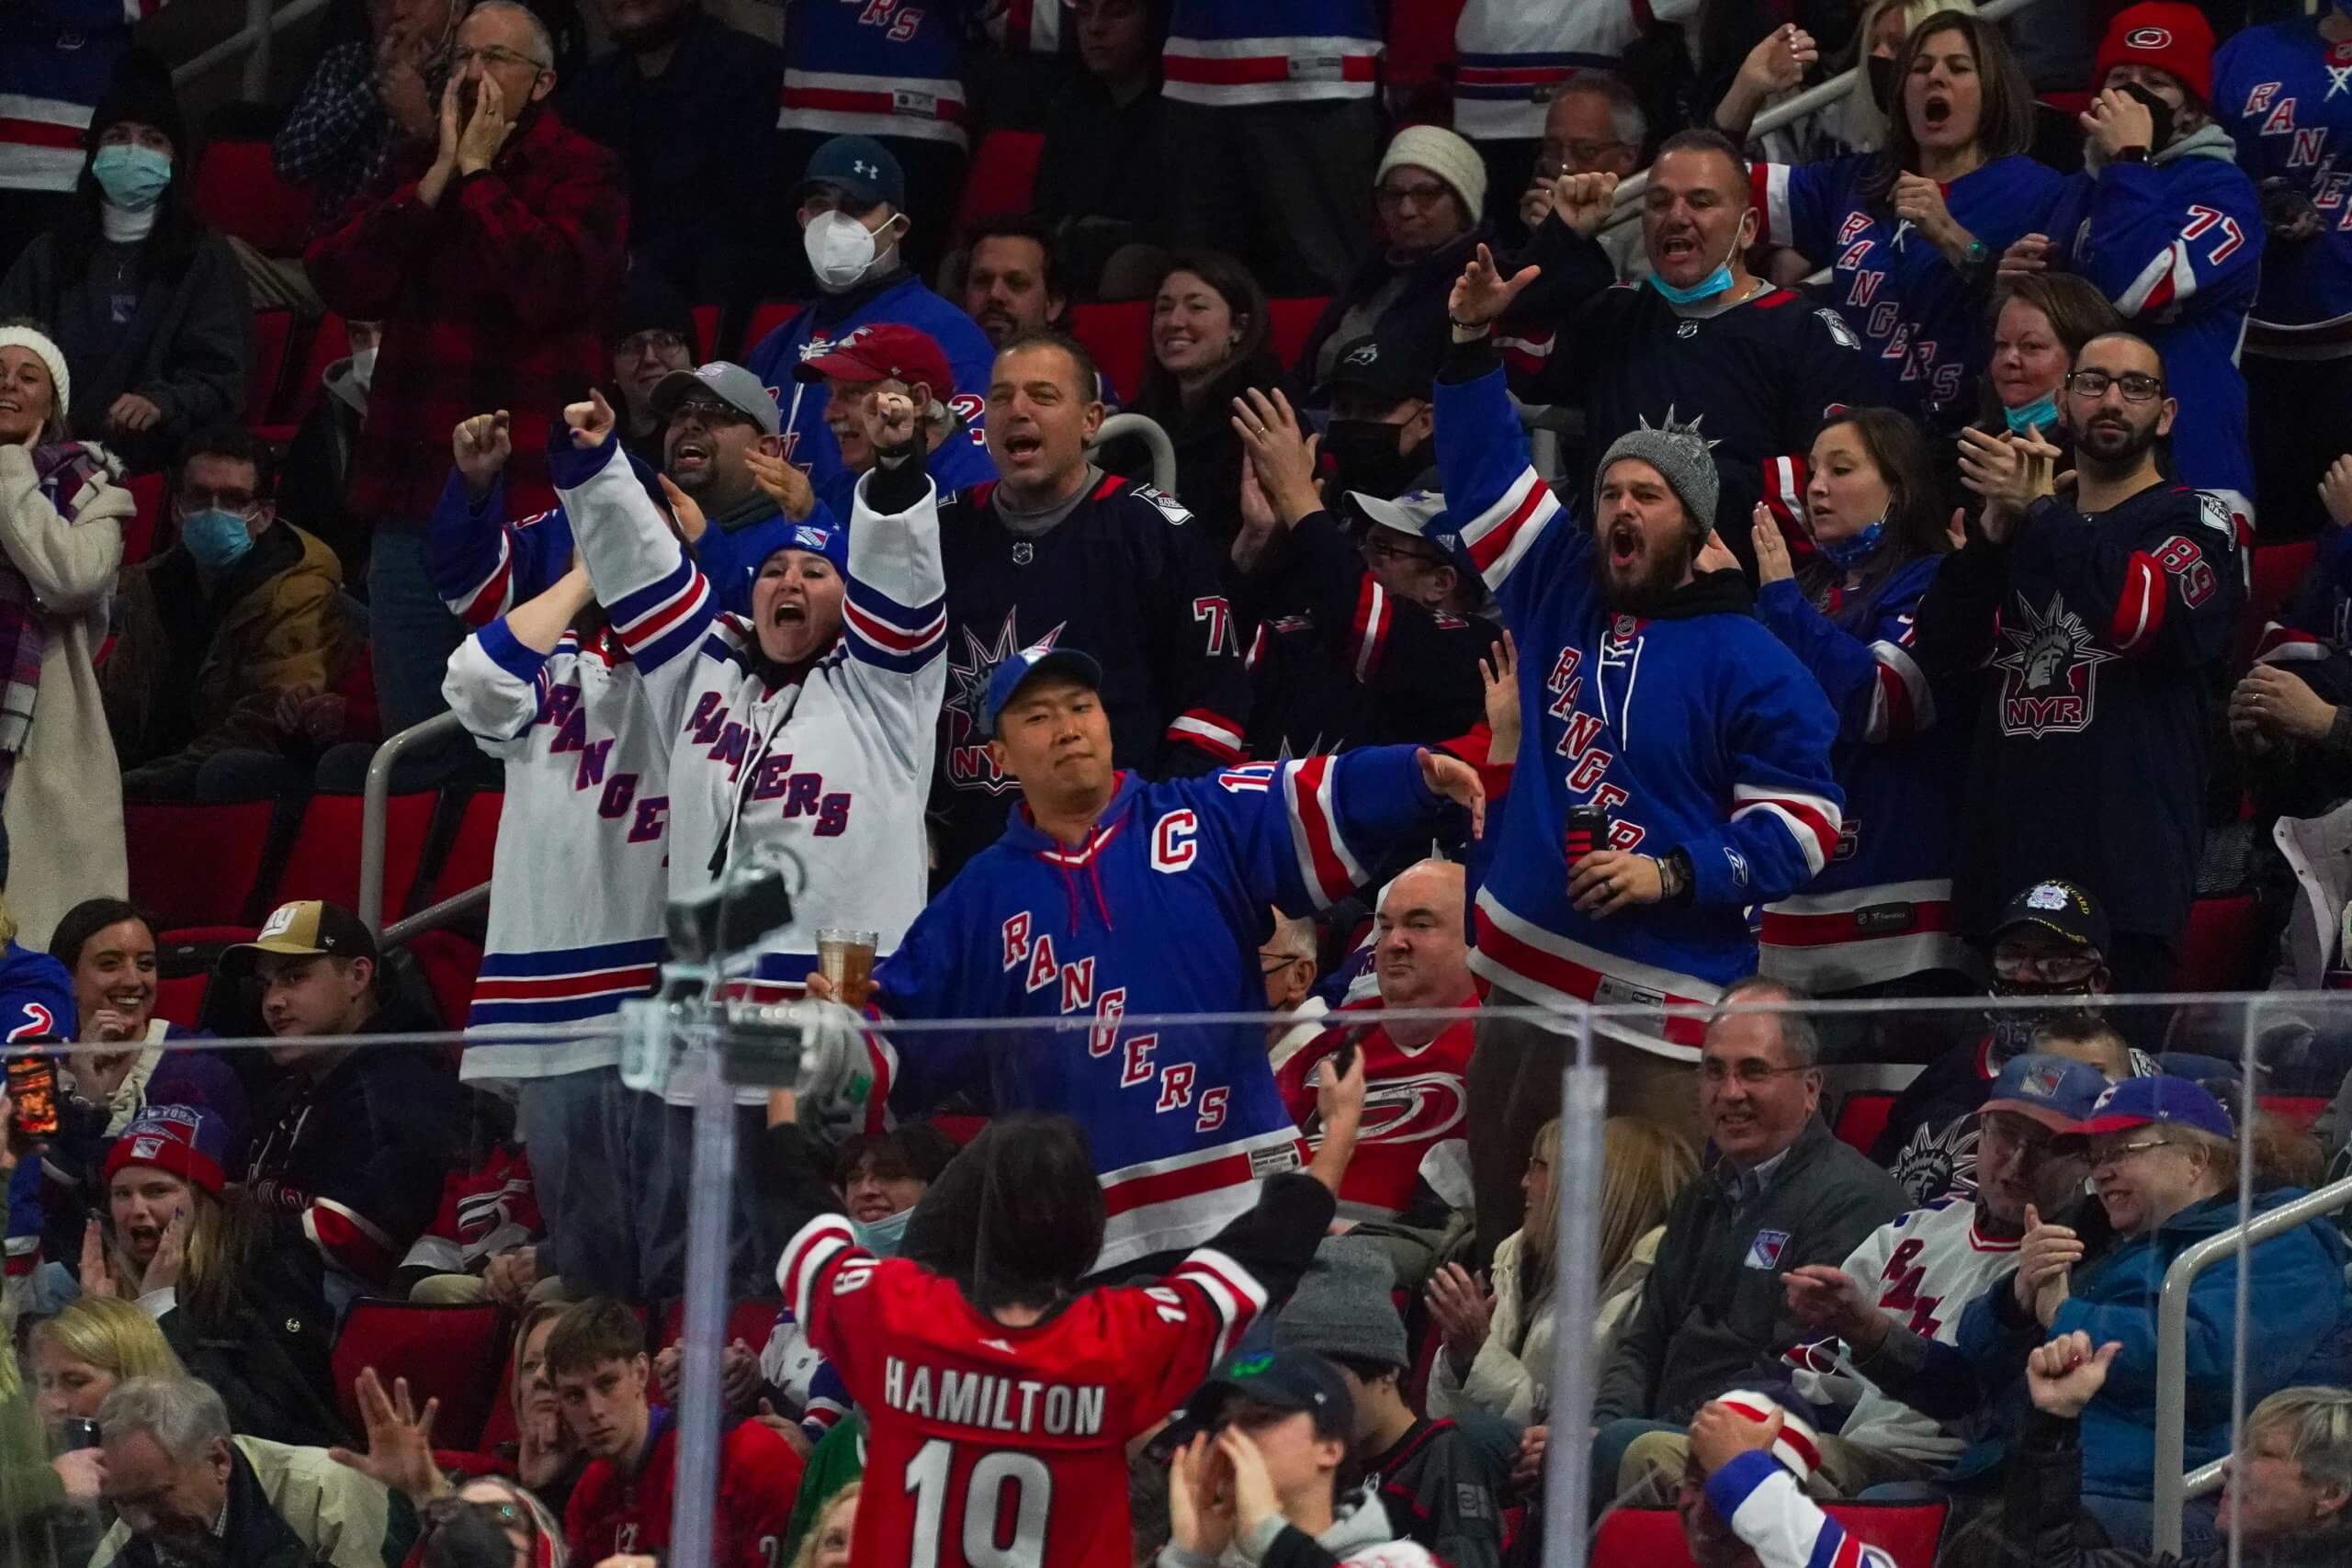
[1157,1490,1441,1568]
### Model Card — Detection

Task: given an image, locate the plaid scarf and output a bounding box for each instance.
[0,441,116,768]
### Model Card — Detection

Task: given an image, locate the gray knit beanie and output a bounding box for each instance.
[1274,1245,1408,1371]
[1594,409,1721,537]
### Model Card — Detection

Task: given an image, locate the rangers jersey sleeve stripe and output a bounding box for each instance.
[1283,755,1369,906]
[456,535,515,626]
[1756,164,1798,248]
[607,556,714,668]
[1706,1452,1898,1568]
[1730,784,1840,877]
[2117,239,2199,317]
[305,1196,400,1282]
[1462,468,1558,586]
[779,1213,860,1327]
[1865,641,1933,742]
[1350,577,1391,682]
[1167,709,1247,763]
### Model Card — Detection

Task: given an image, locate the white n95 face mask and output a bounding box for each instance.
[805,209,884,291]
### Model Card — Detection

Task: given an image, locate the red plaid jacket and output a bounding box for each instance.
[306,107,628,526]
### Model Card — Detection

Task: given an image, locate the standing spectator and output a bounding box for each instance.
[1973,273,2124,457]
[1921,333,2239,991]
[1752,11,2063,430]
[795,643,1483,1275]
[1034,0,1169,299]
[101,425,356,800]
[305,0,628,739]
[2010,4,2263,536]
[558,0,782,304]
[228,901,463,1312]
[0,52,251,474]
[0,3,164,276]
[0,321,129,948]
[741,136,995,510]
[931,332,1250,878]
[1516,76,1649,279]
[1101,251,1278,546]
[2214,2,2352,541]
[796,325,993,522]
[1158,0,1381,294]
[1294,125,1487,390]
[959,213,1071,348]
[1435,250,1844,1248]
[605,269,695,468]
[1729,409,1966,998]
[1502,144,1880,573]
[97,1377,345,1568]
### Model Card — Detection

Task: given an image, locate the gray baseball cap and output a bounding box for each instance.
[650,361,781,436]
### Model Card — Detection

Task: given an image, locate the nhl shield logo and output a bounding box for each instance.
[1011,540,1034,565]
[1677,320,1698,339]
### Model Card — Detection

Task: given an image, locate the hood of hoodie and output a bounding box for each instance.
[993,772,1148,936]
[1314,1490,1407,1559]
[2158,121,2242,165]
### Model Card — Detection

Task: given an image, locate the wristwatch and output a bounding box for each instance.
[2116,145,2151,163]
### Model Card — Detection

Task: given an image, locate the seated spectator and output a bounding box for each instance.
[0,52,250,474]
[604,270,696,468]
[1515,77,1648,279]
[79,1104,351,1449]
[1274,1248,1507,1568]
[226,901,460,1312]
[1034,0,1169,299]
[2034,1010,2138,1081]
[796,325,995,523]
[788,1483,856,1568]
[1589,978,1909,1499]
[1673,1392,1901,1568]
[1276,860,1477,1227]
[1295,126,1488,391]
[741,135,995,506]
[504,1303,585,1513]
[29,1297,183,1426]
[0,321,130,948]
[270,0,456,260]
[393,1089,546,1305]
[97,1376,350,1568]
[1160,1351,1439,1567]
[549,1297,801,1565]
[959,214,1073,349]
[413,1477,567,1568]
[1306,330,1437,503]
[329,1361,574,1552]
[2016,1339,2352,1568]
[1957,1077,2352,1552]
[101,425,358,801]
[1428,1115,1697,1430]
[1100,250,1281,549]
[1262,912,1327,1070]
[1922,332,2240,992]
[0,893,74,1043]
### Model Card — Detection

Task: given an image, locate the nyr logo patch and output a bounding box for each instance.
[1994,592,2115,738]
[1746,1229,1792,1269]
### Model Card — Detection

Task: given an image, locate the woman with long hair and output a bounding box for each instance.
[1752,10,2062,431]
[28,1296,186,1428]
[1424,1116,1698,1427]
[0,51,249,473]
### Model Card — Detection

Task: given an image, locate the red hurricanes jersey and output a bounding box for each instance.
[779,1214,1266,1568]
[1274,1007,1474,1224]
[562,1411,804,1568]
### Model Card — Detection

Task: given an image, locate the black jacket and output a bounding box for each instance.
[1294,227,1488,393]
[159,1230,352,1450]
[1105,350,1284,556]
[115,1442,330,1568]
[1363,1417,1506,1568]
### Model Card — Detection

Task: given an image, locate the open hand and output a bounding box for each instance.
[1480,631,1520,761]
[326,1368,446,1505]
[564,389,616,450]
[1567,849,1663,917]
[1424,1262,1495,1369]
[1697,530,1739,575]
[2319,454,2352,530]
[78,1220,118,1299]
[657,473,709,543]
[1450,243,1543,332]
[1736,25,1817,96]
[1415,748,1487,840]
[746,448,815,522]
[1750,503,1793,583]
[455,72,514,175]
[144,1209,188,1292]
[1228,388,1321,524]
[1168,1431,1237,1558]
[2026,1330,2121,1418]
[1217,1427,1283,1538]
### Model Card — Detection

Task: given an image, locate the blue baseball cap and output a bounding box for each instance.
[1980,1052,2113,1132]
[979,644,1102,739]
[2069,1074,2234,1141]
[795,135,905,210]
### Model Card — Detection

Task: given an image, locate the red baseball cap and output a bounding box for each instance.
[793,323,956,399]
[2095,2,2214,107]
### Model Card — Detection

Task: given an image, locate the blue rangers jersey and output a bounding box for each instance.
[2215,17,2352,357]
[0,942,71,1042]
[1703,1451,1899,1568]
[560,425,947,1107]
[779,0,969,148]
[853,749,1456,1270]
[815,425,994,522]
[442,618,670,1080]
[744,278,998,510]
[1755,153,2065,426]
[1431,344,1844,1057]
[0,0,165,193]
[1753,558,1969,993]
[1162,0,1381,107]
[2038,128,2263,527]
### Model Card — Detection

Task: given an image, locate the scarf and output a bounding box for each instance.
[1,442,118,754]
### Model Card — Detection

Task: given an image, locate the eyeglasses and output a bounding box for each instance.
[1977,1111,2061,1163]
[1992,951,2102,986]
[1257,952,1303,975]
[2065,368,2165,401]
[2089,1135,2176,1168]
[449,43,549,72]
[1699,1059,1815,1087]
[668,399,754,429]
[617,329,686,357]
[1376,182,1453,212]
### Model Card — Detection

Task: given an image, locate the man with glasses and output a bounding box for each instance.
[101,426,358,801]
[1930,331,2242,993]
[1591,976,1908,1503]
[1261,912,1327,1068]
[605,272,696,466]
[794,322,994,524]
[307,0,627,751]
[1517,76,1649,279]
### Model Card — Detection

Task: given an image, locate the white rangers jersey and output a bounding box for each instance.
[1783,1195,2018,1467]
[559,429,947,1107]
[443,619,673,1081]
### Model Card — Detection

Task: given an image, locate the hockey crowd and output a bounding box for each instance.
[4,0,2352,1563]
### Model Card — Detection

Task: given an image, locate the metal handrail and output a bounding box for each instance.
[2151,1171,2352,1554]
[1089,412,1178,495]
[174,0,333,96]
[358,710,464,940]
[1599,0,2049,233]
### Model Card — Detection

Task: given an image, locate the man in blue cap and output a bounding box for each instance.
[743,133,994,509]
[798,642,1485,1280]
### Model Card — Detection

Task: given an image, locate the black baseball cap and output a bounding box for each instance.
[792,134,906,210]
[1171,1349,1355,1443]
[1992,879,2110,952]
[1314,332,1442,407]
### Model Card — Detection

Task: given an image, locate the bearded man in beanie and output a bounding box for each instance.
[1432,245,1843,1258]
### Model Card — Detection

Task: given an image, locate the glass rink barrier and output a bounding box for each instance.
[32,986,2352,1568]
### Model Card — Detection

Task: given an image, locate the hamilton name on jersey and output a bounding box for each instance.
[682,689,855,836]
[538,681,670,840]
[880,1352,1114,1438]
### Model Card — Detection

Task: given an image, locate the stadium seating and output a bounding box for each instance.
[1266,297,1329,373]
[655,1296,786,1356]
[1593,1501,1948,1568]
[1069,300,1150,406]
[692,303,723,362]
[252,313,351,444]
[126,800,278,929]
[190,138,312,257]
[404,928,485,1035]
[1833,1090,1899,1156]
[743,301,804,359]
[120,471,164,569]
[429,790,505,907]
[245,310,296,434]
[274,790,439,926]
[2174,894,2260,993]
[956,130,1046,231]
[2241,539,2319,665]
[332,1300,511,1452]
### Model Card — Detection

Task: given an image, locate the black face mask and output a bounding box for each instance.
[1323,419,1426,501]
[2116,81,2177,153]
[1867,55,1900,114]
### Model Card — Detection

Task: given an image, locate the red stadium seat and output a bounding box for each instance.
[245,310,296,433]
[1595,1503,1946,1568]
[2258,1094,2330,1131]
[656,1297,785,1355]
[1069,301,1151,408]
[125,800,278,928]
[743,301,804,361]
[254,313,351,444]
[956,130,1046,231]
[2173,894,2258,992]
[1266,297,1330,372]
[120,471,164,568]
[1385,0,1467,96]
[478,1348,520,1450]
[274,790,438,925]
[405,929,484,1034]
[191,139,313,257]
[150,972,209,1031]
[2241,538,2320,664]
[691,303,722,362]
[333,1301,511,1453]
[1833,1090,1898,1156]
[430,790,505,906]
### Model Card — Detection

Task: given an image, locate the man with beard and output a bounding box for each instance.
[1920,332,2240,993]
[1434,245,1844,1256]
[960,214,1071,348]
[100,1377,339,1568]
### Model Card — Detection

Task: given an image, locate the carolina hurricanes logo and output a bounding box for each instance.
[1301,1072,1465,1147]
[2124,26,2171,46]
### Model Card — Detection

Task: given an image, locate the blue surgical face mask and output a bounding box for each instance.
[2004,391,2060,436]
[1647,218,1749,307]
[179,507,256,570]
[1817,516,1886,571]
[851,1204,913,1257]
[91,144,172,211]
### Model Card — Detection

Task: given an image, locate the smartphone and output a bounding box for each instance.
[6,1053,59,1141]
[57,1417,97,1452]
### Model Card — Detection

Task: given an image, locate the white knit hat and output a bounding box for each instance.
[0,324,69,427]
[1711,1391,1825,1484]
[1377,124,1487,224]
